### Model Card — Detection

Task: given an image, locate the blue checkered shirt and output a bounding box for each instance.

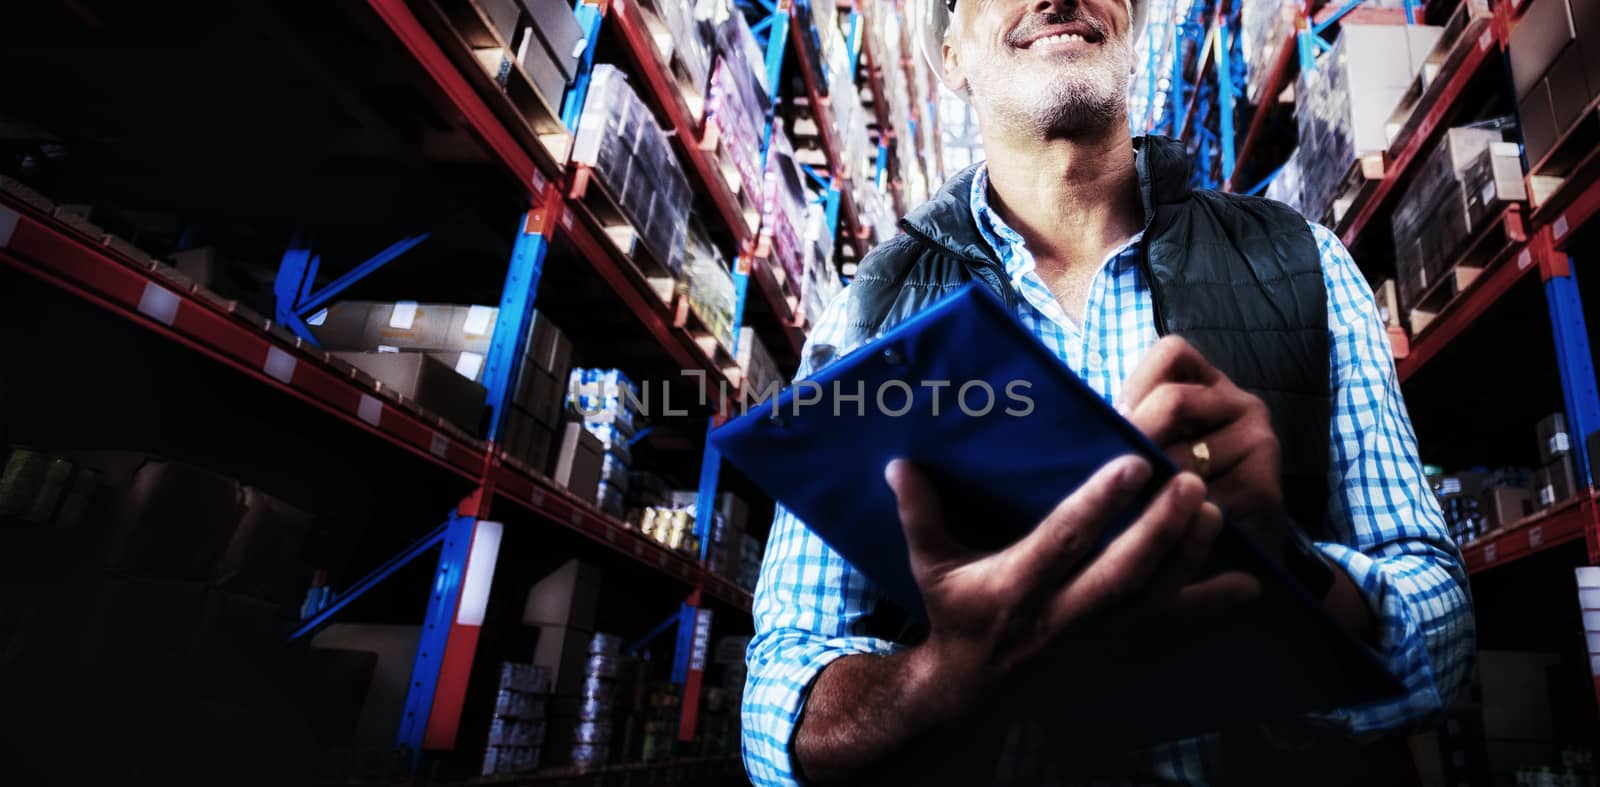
[742,164,1474,785]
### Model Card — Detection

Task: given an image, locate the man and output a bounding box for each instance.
[742,0,1474,782]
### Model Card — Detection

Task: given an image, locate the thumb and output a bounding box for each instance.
[886,459,969,576]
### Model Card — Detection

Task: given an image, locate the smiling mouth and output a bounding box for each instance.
[1024,32,1091,47]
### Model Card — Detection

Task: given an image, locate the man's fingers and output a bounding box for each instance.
[886,459,969,577]
[1126,382,1246,446]
[1117,336,1222,411]
[1171,572,1260,618]
[1001,455,1153,587]
[1044,472,1207,630]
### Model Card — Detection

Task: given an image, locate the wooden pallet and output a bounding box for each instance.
[1407,205,1528,336]
[568,164,678,305]
[416,0,572,164]
[1325,153,1386,226]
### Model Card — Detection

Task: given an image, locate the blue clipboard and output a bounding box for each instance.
[709,282,1404,739]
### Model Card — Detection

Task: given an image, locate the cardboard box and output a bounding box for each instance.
[520,0,585,80]
[310,624,423,749]
[333,351,488,434]
[516,366,566,429]
[518,28,569,109]
[214,486,313,606]
[523,559,604,631]
[1536,411,1573,463]
[106,458,246,582]
[1573,0,1600,94]
[78,575,209,671]
[1534,455,1578,509]
[1461,144,1529,228]
[310,302,500,355]
[1520,80,1560,167]
[1482,486,1534,530]
[172,247,218,288]
[503,405,556,470]
[1508,0,1577,99]
[552,422,604,503]
[480,0,522,44]
[1373,278,1402,328]
[1548,40,1595,132]
[532,624,595,697]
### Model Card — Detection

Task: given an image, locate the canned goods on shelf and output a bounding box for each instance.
[571,742,610,768]
[589,632,624,656]
[575,718,612,744]
[578,695,614,720]
[586,652,620,678]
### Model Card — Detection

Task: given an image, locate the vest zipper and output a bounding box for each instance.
[1137,235,1169,338]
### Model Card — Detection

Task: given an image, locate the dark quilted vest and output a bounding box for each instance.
[840,134,1416,785]
[842,135,1331,536]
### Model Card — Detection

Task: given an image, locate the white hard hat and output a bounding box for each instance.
[913,0,1148,89]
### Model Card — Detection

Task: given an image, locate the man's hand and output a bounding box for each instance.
[887,455,1258,720]
[1119,336,1290,559]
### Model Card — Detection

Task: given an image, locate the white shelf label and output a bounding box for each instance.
[136,282,180,326]
[529,487,545,508]
[430,433,449,457]
[1540,484,1556,507]
[263,347,297,384]
[358,394,382,426]
[1518,249,1533,270]
[570,510,583,528]
[389,301,418,329]
[1484,542,1498,563]
[1478,29,1492,49]
[0,206,18,247]
[1554,215,1570,240]
[464,305,494,336]
[1550,433,1572,455]
[1529,525,1543,548]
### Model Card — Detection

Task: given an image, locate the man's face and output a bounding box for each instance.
[942,0,1136,136]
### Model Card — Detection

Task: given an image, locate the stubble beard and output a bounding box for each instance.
[963,36,1134,138]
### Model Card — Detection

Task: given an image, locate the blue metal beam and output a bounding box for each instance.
[562,1,606,131]
[1546,269,1600,486]
[481,212,550,441]
[289,521,452,641]
[1217,21,1236,183]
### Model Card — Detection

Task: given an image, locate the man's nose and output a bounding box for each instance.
[1031,0,1077,15]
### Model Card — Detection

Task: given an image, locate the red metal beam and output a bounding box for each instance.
[1337,16,1496,248]
[1462,494,1595,573]
[0,196,490,480]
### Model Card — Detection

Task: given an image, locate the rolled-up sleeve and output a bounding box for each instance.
[1311,222,1475,734]
[740,286,901,786]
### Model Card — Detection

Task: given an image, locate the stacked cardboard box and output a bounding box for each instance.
[1295,24,1443,222]
[1428,466,1539,545]
[708,11,772,207]
[1534,412,1579,510]
[736,327,782,404]
[481,662,552,776]
[737,533,764,591]
[572,65,693,277]
[568,368,643,517]
[1263,148,1304,215]
[683,230,737,353]
[642,0,714,95]
[1389,126,1524,312]
[764,127,812,296]
[1509,0,1600,167]
[1242,0,1298,103]
[477,0,583,109]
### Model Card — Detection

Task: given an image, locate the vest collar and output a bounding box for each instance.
[897,135,1194,261]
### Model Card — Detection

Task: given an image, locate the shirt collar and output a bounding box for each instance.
[967,162,1145,282]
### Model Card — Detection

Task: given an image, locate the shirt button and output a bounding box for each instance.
[1087,352,1105,372]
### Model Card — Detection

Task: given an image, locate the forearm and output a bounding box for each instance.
[795,648,1003,785]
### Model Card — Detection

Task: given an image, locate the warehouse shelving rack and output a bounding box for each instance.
[1155,0,1600,728]
[0,0,930,778]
